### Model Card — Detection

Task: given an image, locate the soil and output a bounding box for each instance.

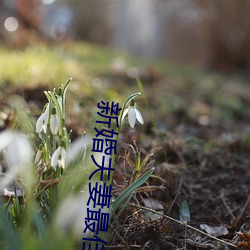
[2,70,250,250]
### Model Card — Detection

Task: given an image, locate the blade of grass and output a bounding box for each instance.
[111,192,133,225]
[0,208,21,250]
[112,167,154,211]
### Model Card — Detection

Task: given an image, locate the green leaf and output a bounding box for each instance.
[32,209,46,237]
[179,199,191,222]
[112,192,133,225]
[112,167,154,211]
[0,208,21,250]
[62,78,72,98]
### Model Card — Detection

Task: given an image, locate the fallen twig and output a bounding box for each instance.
[221,189,236,222]
[166,178,183,215]
[233,192,250,227]
[129,203,238,249]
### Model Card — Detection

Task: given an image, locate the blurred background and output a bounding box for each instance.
[1,0,250,73]
[0,2,250,249]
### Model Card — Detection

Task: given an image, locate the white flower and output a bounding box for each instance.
[67,134,92,164]
[36,104,50,133]
[122,100,144,128]
[0,130,32,169]
[50,106,59,135]
[0,130,33,190]
[51,145,67,169]
[54,185,91,238]
[54,180,110,238]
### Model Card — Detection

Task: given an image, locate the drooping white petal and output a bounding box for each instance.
[51,147,61,168]
[55,180,110,238]
[67,135,91,164]
[121,101,144,128]
[135,108,144,125]
[5,133,32,170]
[0,130,14,151]
[41,121,48,133]
[44,103,50,117]
[57,159,64,169]
[0,130,33,191]
[36,104,50,134]
[51,147,67,169]
[59,148,67,169]
[55,183,91,237]
[121,107,129,121]
[50,114,59,135]
[128,107,136,128]
[36,113,45,133]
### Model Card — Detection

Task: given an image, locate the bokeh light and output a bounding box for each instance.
[41,0,55,5]
[50,24,67,40]
[4,17,19,32]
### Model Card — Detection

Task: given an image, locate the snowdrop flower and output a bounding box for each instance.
[54,184,91,238]
[0,130,33,190]
[122,99,144,128]
[50,106,59,135]
[67,134,92,164]
[51,142,67,169]
[36,103,50,133]
[55,180,110,238]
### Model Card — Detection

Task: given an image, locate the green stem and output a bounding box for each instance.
[52,134,56,152]
[45,97,53,164]
[61,78,72,127]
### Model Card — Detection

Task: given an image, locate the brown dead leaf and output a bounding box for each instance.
[237,231,250,248]
[200,224,229,237]
[142,198,164,211]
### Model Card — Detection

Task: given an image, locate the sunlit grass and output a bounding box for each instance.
[0,41,206,87]
[0,46,65,86]
[0,41,247,130]
[0,42,132,87]
[0,44,85,87]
